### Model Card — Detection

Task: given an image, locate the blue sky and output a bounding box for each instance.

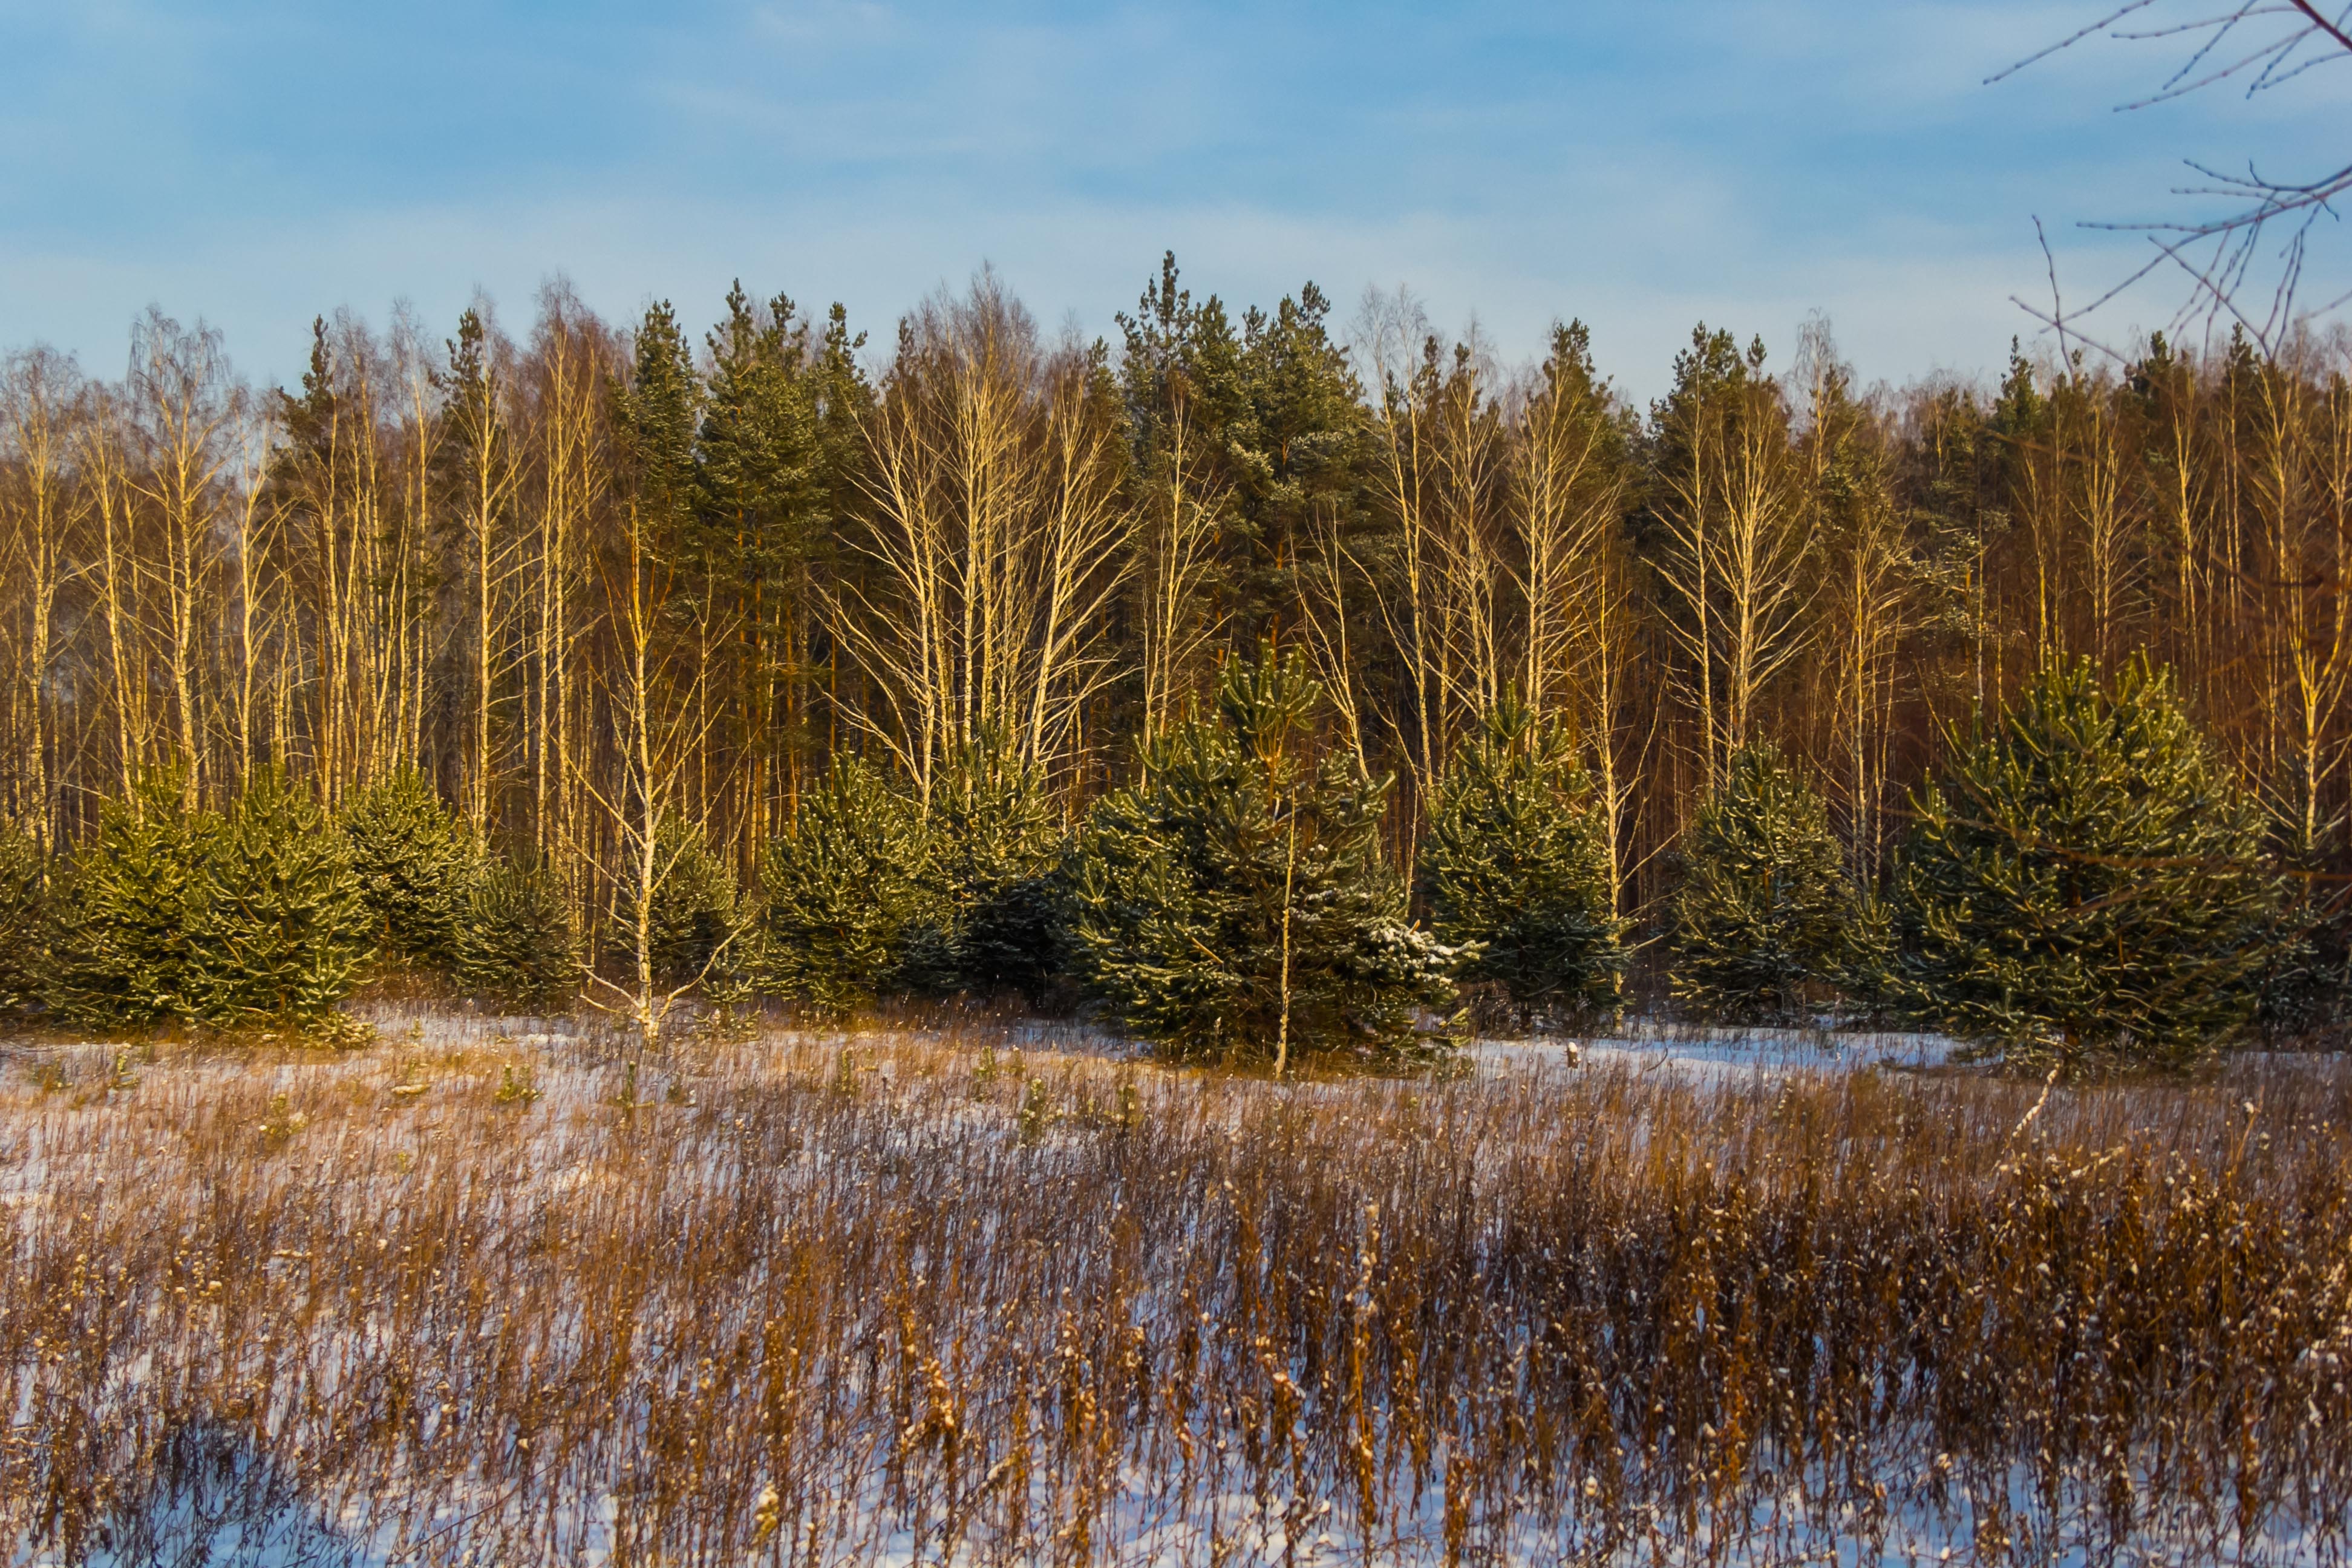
[1,1,2344,401]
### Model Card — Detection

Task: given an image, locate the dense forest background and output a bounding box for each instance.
[1,255,2345,961]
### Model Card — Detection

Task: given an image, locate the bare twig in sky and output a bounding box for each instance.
[1998,2,2352,354]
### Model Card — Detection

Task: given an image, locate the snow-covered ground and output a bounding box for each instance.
[1476,1021,1960,1082]
[9,1007,2347,1567]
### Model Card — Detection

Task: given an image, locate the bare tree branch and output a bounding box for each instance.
[2004,1,2352,350]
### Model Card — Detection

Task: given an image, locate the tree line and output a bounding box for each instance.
[0,255,2344,1060]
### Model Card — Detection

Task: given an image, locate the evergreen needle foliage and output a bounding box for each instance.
[44,774,209,1027]
[1670,743,1855,1024]
[754,756,930,1016]
[188,768,374,1023]
[46,771,374,1028]
[1071,645,1458,1065]
[340,767,480,976]
[613,817,743,989]
[2258,889,2351,1045]
[906,730,1068,1004]
[452,855,578,1010]
[1420,696,1625,1027]
[1891,657,2282,1071]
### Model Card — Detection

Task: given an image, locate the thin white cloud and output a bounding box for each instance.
[0,175,2151,404]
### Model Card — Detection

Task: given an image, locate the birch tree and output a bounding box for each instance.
[834,275,1130,801]
[0,350,83,844]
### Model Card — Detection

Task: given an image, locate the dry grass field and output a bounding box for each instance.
[0,1013,2347,1566]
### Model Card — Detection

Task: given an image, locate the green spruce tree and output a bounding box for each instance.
[341,767,480,975]
[2256,884,2350,1045]
[452,854,578,1010]
[1230,284,1368,645]
[904,730,1068,1003]
[1670,743,1854,1024]
[1891,658,2281,1070]
[1070,645,1457,1068]
[754,756,931,1016]
[612,817,743,989]
[1420,696,1626,1027]
[188,768,374,1023]
[45,774,210,1027]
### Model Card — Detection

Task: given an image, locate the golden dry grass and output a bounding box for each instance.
[0,1015,2347,1565]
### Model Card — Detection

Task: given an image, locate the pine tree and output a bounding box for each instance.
[1890,658,2281,1070]
[0,820,47,1015]
[430,305,518,834]
[903,730,1068,1003]
[1070,645,1457,1067]
[1230,283,1368,645]
[188,768,374,1023]
[613,301,702,538]
[1420,697,1625,1026]
[1670,743,1854,1024]
[754,756,931,1016]
[453,854,579,1010]
[807,300,875,567]
[45,774,210,1027]
[341,767,480,975]
[694,285,822,594]
[693,284,828,835]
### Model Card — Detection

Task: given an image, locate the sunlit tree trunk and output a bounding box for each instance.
[0,351,82,845]
[835,276,1130,801]
[80,399,147,797]
[1359,293,1443,817]
[1139,390,1226,735]
[128,312,236,806]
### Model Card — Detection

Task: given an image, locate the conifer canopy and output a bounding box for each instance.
[1669,743,1854,1024]
[0,820,45,1015]
[613,817,742,988]
[754,756,931,1016]
[1420,696,1625,1026]
[1891,658,2281,1070]
[341,767,480,976]
[905,730,1067,1004]
[188,767,374,1022]
[45,774,213,1026]
[1070,645,1458,1065]
[454,855,579,1010]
